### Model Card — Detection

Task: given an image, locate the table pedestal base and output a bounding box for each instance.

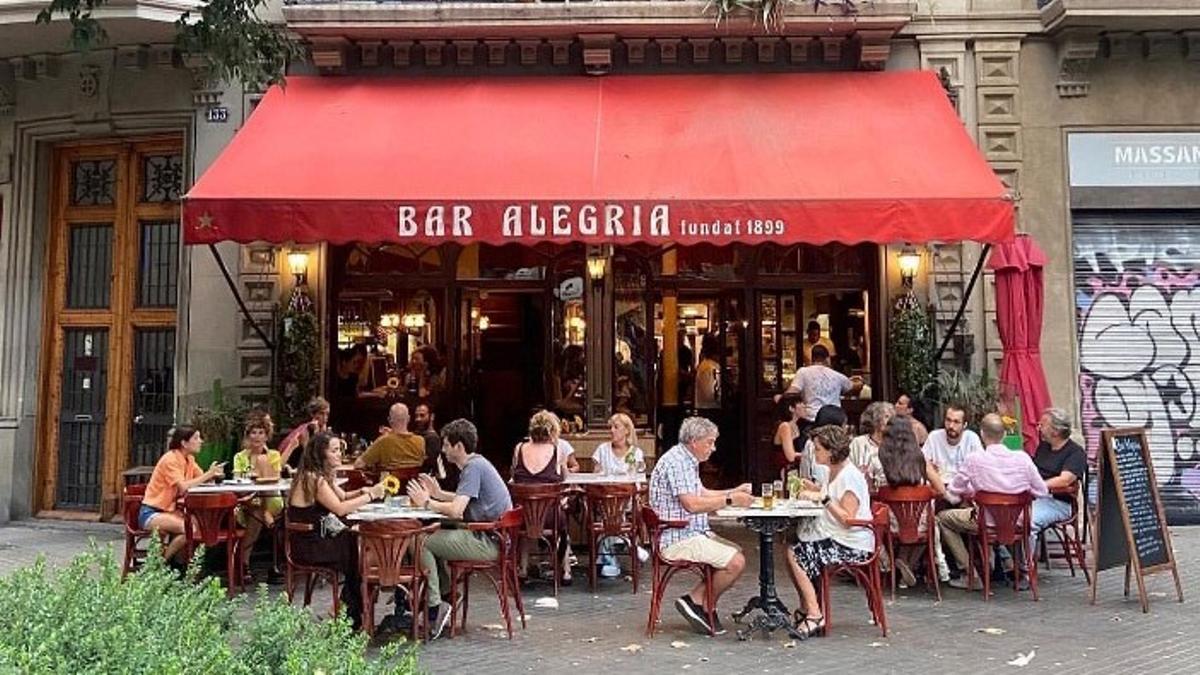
[731,515,805,641]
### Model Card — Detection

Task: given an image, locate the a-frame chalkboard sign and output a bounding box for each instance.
[1090,428,1183,612]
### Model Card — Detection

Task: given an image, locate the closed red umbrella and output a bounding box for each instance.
[987,234,1051,453]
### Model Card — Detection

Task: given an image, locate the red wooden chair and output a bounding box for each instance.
[182,492,245,594]
[876,484,941,601]
[1039,483,1090,584]
[358,519,440,639]
[508,482,565,595]
[819,502,890,637]
[584,483,639,593]
[121,483,166,578]
[283,511,343,618]
[447,507,526,639]
[641,506,716,638]
[967,491,1037,601]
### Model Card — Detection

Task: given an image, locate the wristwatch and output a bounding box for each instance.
[725,491,733,507]
[821,494,832,506]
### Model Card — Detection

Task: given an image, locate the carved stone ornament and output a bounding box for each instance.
[78,65,99,99]
[1056,31,1101,98]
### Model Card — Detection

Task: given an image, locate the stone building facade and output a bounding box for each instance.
[1,0,1198,521]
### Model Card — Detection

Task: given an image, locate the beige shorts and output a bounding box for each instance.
[662,533,740,569]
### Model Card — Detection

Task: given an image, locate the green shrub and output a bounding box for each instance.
[0,542,417,675]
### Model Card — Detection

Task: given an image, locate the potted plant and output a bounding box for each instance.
[934,367,1002,431]
[190,379,247,470]
[889,293,937,406]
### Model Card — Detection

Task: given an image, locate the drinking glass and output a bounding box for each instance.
[761,482,775,509]
[773,480,784,504]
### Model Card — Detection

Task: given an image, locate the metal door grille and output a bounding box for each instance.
[56,329,109,509]
[130,329,175,467]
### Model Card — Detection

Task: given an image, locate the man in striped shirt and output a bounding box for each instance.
[650,416,753,635]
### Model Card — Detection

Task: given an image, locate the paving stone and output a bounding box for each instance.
[1,519,1195,674]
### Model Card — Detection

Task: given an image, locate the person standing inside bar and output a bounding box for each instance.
[694,334,729,479]
[778,345,854,423]
[801,321,836,366]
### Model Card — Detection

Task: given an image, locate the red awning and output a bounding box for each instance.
[184,71,1013,246]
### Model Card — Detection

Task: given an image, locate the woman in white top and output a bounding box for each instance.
[849,401,894,486]
[787,424,875,638]
[592,413,644,475]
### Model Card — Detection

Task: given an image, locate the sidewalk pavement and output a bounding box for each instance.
[0,519,1194,674]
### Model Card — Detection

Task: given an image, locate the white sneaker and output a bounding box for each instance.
[600,564,622,578]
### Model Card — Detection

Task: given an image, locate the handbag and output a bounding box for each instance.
[319,512,348,539]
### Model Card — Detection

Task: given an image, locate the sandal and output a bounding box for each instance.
[796,615,825,638]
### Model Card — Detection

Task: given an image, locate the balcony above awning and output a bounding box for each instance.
[183,70,1014,247]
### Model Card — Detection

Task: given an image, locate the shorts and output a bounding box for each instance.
[662,533,740,569]
[138,504,163,530]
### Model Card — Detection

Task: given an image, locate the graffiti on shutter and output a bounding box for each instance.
[1074,217,1200,524]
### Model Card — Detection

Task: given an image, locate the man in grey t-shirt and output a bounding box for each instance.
[408,418,513,638]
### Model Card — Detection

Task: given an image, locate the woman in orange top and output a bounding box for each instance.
[139,426,225,563]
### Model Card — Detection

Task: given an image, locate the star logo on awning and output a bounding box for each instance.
[196,213,215,231]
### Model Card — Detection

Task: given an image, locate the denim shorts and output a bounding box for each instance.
[138,503,163,530]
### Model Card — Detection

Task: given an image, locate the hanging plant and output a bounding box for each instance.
[708,0,867,32]
[889,292,936,404]
[278,287,320,429]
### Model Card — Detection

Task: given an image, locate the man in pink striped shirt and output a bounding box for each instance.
[937,413,1048,589]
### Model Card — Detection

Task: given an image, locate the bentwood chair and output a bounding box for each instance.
[447,507,526,639]
[358,519,440,639]
[641,506,717,638]
[121,483,167,578]
[508,482,565,595]
[182,492,245,594]
[967,491,1038,601]
[1039,483,1090,584]
[584,483,639,593]
[819,502,890,637]
[877,484,941,601]
[283,511,343,618]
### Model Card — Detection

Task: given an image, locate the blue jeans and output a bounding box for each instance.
[1028,496,1073,565]
[993,496,1072,570]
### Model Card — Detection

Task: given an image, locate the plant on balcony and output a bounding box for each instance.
[36,0,302,89]
[709,0,867,31]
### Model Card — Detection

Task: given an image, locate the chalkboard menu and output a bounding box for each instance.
[1111,434,1169,568]
[1091,428,1183,613]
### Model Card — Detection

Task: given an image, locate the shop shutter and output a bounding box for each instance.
[1073,214,1200,524]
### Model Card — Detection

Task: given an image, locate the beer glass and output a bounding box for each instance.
[761,482,775,509]
[773,480,784,504]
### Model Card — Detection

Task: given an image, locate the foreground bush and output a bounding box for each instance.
[0,543,417,674]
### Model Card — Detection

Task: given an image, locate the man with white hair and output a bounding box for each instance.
[1031,407,1088,556]
[650,416,753,635]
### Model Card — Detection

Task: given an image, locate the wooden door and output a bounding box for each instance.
[37,137,183,518]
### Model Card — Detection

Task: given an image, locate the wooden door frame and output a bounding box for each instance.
[35,136,181,519]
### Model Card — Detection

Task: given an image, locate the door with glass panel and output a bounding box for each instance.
[38,138,182,517]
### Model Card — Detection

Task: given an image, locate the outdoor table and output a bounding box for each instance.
[563,472,646,485]
[715,500,824,641]
[190,479,293,495]
[346,501,445,522]
[189,477,346,495]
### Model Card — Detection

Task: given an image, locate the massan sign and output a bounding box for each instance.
[1069,132,1200,187]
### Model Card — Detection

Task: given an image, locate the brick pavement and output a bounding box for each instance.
[0,519,1195,674]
